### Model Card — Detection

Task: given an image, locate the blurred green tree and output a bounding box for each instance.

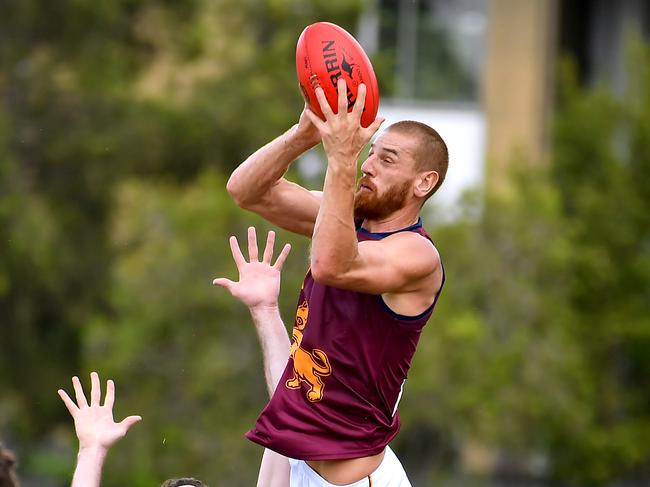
[544,41,650,485]
[0,0,360,484]
[84,172,310,486]
[2,1,650,485]
[395,40,650,486]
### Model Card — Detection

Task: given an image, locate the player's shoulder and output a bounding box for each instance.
[382,230,441,269]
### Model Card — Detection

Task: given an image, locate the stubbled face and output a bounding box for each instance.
[354,130,418,221]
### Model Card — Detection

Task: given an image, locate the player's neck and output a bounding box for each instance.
[360,210,420,234]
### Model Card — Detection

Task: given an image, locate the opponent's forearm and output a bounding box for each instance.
[257,448,290,487]
[71,447,108,487]
[227,125,318,207]
[249,305,291,397]
[311,159,358,279]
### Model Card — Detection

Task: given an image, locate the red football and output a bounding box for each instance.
[296,22,380,128]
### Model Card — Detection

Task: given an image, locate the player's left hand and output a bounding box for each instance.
[213,227,291,310]
[304,78,384,165]
[58,372,142,452]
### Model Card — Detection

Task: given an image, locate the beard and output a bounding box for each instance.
[353,177,411,221]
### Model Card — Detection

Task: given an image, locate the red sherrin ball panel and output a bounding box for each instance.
[296,22,380,128]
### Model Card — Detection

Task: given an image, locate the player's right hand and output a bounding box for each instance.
[213,227,291,310]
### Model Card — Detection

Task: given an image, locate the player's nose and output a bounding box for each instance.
[360,156,375,176]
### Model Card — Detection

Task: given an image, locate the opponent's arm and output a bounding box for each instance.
[58,373,141,487]
[305,82,440,296]
[256,449,291,487]
[213,227,292,487]
[213,227,292,395]
[227,109,322,237]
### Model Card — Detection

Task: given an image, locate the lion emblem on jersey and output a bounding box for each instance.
[286,299,331,402]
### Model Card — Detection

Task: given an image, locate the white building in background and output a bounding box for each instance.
[359,0,488,212]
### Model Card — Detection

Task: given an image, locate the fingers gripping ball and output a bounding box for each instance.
[296,22,380,128]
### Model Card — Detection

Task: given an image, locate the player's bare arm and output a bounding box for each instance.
[317,231,440,293]
[213,227,292,396]
[227,107,323,237]
[313,226,442,316]
[213,228,292,487]
[304,80,442,313]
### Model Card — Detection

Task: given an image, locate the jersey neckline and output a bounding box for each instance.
[356,218,423,238]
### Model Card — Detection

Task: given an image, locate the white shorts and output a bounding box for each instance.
[289,447,412,487]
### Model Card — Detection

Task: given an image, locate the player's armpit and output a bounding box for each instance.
[311,231,440,295]
[236,180,322,238]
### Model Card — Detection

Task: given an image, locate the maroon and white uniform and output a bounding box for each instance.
[246,220,444,460]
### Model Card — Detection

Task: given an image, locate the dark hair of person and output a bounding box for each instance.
[160,478,207,487]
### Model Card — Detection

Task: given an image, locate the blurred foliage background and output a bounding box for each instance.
[1,1,649,486]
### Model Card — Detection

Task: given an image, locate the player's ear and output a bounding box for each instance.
[414,171,438,198]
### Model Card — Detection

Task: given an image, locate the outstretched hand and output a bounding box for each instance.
[304,79,384,164]
[58,372,142,452]
[213,227,291,310]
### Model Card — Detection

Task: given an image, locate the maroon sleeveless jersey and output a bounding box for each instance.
[246,219,444,460]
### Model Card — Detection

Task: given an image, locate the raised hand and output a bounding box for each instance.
[213,227,291,310]
[58,372,142,451]
[304,79,384,164]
